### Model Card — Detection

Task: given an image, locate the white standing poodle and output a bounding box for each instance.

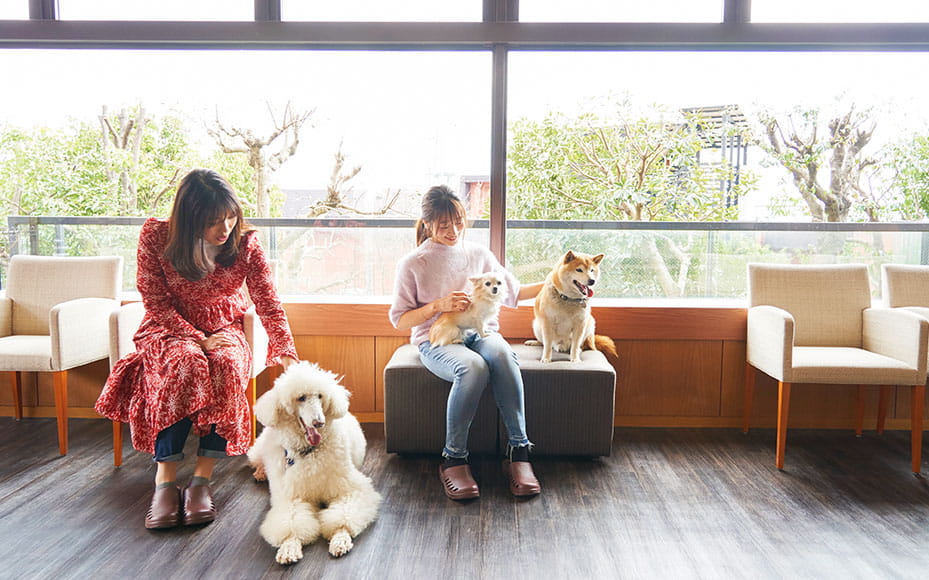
[247,362,381,563]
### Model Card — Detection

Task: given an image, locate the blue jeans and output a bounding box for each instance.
[419,331,531,459]
[153,417,228,462]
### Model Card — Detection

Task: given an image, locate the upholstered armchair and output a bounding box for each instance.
[743,263,928,473]
[0,255,123,455]
[108,302,269,466]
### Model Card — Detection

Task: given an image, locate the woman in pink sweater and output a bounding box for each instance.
[389,185,543,500]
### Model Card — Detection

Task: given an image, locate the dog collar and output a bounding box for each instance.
[283,446,315,466]
[550,284,588,304]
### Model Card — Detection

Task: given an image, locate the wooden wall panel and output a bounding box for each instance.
[3,301,923,431]
[294,336,376,413]
[374,336,409,413]
[720,340,747,418]
[614,339,722,417]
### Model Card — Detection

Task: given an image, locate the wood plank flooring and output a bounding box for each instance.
[2,418,929,579]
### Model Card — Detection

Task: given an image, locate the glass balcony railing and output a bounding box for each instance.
[5,216,929,299]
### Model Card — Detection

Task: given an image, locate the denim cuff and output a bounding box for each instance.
[197,448,229,459]
[153,452,184,463]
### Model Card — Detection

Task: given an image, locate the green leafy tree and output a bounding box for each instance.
[888,133,929,220]
[507,101,752,296]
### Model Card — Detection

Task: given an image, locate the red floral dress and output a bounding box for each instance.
[95,218,298,456]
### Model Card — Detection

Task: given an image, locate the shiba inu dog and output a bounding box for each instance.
[528,251,618,363]
[429,272,506,346]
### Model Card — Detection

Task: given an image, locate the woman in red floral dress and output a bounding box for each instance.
[96,169,298,530]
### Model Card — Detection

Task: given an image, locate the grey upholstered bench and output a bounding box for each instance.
[383,342,616,457]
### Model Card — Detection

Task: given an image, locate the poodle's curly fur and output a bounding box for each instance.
[247,362,381,562]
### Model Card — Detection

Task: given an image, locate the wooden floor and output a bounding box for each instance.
[3,419,929,580]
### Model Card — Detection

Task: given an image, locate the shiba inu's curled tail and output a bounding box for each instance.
[594,335,619,365]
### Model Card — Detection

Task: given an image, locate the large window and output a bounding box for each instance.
[0,0,27,19]
[57,0,254,21]
[505,50,929,297]
[2,2,929,298]
[752,0,929,23]
[519,0,723,23]
[282,0,481,22]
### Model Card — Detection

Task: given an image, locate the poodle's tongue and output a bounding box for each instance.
[305,426,321,446]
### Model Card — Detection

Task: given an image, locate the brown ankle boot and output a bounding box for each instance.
[439,464,480,500]
[145,484,181,529]
[502,460,541,497]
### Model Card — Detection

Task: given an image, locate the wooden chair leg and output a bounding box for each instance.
[855,385,865,437]
[742,363,756,433]
[10,371,22,420]
[911,384,925,475]
[776,381,791,470]
[248,376,258,445]
[113,421,123,467]
[52,370,68,455]
[877,385,892,434]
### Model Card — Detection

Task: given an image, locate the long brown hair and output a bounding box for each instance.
[164,168,251,281]
[415,185,468,245]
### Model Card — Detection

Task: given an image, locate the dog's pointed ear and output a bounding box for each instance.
[593,254,604,264]
[254,386,283,428]
[325,383,351,420]
[563,251,576,264]
[468,275,481,285]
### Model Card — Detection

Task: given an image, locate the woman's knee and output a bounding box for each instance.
[456,356,489,384]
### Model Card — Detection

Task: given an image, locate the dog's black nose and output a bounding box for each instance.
[588,279,596,286]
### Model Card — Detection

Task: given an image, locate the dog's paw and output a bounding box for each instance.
[539,356,552,363]
[524,339,541,346]
[328,530,354,558]
[275,539,304,565]
[252,464,267,482]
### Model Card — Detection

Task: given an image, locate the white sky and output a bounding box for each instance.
[2,1,929,198]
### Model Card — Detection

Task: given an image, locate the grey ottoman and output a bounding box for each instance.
[383,343,498,455]
[383,342,617,457]
[509,344,616,457]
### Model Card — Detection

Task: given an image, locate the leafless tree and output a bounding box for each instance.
[207,102,313,216]
[306,143,401,218]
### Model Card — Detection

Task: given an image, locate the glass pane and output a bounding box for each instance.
[507,51,929,297]
[519,0,723,23]
[505,225,926,299]
[0,49,491,296]
[57,0,254,21]
[0,0,28,19]
[282,0,481,22]
[753,0,929,23]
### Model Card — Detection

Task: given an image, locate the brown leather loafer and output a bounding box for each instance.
[145,484,182,529]
[183,483,216,526]
[502,460,541,497]
[439,464,480,501]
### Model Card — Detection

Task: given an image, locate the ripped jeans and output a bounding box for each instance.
[418,331,531,459]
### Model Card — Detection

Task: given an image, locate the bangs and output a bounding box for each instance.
[436,202,467,224]
[202,195,241,224]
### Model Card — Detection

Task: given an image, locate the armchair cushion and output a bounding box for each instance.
[748,263,869,347]
[882,264,929,308]
[746,305,794,381]
[0,296,11,337]
[51,297,121,370]
[0,335,54,371]
[789,346,923,385]
[6,255,123,335]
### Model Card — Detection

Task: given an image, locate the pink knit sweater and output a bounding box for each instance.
[389,239,521,345]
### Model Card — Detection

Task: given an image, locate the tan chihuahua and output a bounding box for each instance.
[429,272,506,346]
